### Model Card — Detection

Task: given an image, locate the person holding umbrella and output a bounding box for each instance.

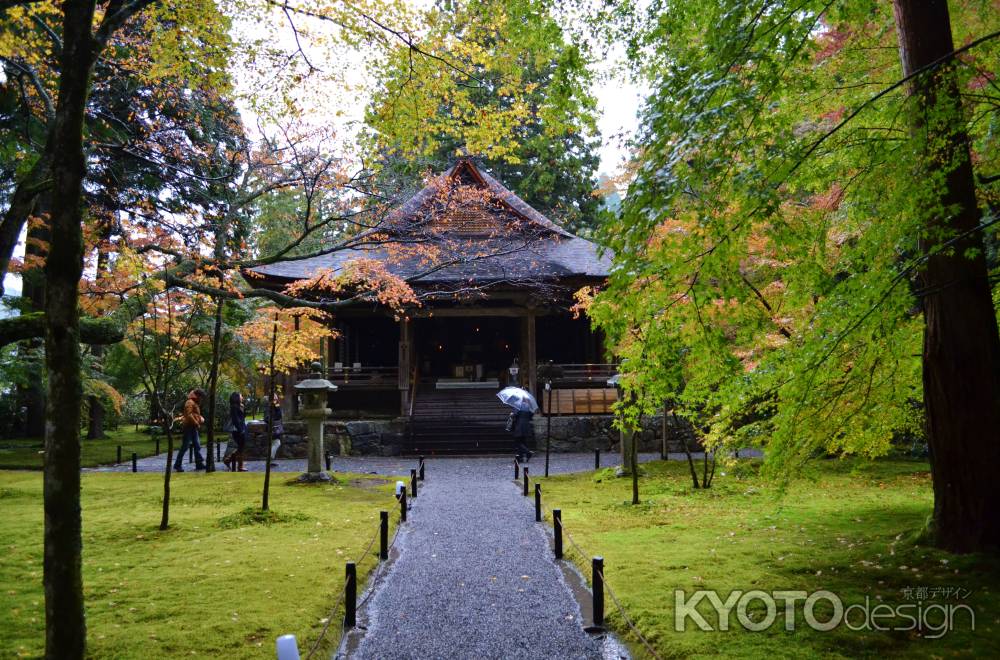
[498,386,538,463]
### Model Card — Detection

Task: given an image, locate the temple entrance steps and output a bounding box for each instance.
[404,387,518,455]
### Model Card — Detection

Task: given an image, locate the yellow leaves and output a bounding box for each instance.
[238,307,337,374]
[571,285,598,319]
[84,380,126,415]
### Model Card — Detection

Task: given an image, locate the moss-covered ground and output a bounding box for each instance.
[0,428,162,469]
[0,469,400,658]
[536,458,1000,658]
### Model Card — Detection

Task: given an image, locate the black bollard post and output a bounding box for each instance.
[116,445,122,464]
[400,489,407,523]
[410,469,418,498]
[325,453,331,471]
[553,509,563,559]
[514,459,520,480]
[345,561,357,628]
[534,483,542,522]
[419,457,425,481]
[379,510,389,560]
[522,467,529,496]
[592,556,605,628]
[594,448,600,470]
[155,436,160,455]
[131,452,138,473]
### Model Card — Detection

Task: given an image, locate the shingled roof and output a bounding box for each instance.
[247,159,611,289]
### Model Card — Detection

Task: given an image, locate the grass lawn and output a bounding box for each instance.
[0,469,401,658]
[0,428,167,470]
[536,458,1000,659]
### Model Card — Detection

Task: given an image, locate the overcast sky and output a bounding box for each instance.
[232,4,644,176]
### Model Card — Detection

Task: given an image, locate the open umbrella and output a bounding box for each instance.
[497,386,539,413]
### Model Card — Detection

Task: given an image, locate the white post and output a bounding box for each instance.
[276,634,300,660]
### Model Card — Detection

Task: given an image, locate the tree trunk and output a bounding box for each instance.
[661,401,668,459]
[676,413,701,488]
[204,298,224,472]
[158,395,174,531]
[617,427,630,475]
[0,153,51,297]
[86,240,112,440]
[262,313,278,511]
[893,0,1000,552]
[86,344,106,440]
[629,428,640,504]
[19,208,50,439]
[42,2,97,657]
[86,392,105,439]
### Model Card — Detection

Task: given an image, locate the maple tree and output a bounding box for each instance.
[588,0,1000,551]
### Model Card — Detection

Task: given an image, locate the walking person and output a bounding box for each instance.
[223,392,248,472]
[511,409,535,463]
[265,394,283,468]
[173,389,207,472]
[498,385,538,463]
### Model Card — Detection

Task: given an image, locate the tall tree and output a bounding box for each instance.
[362,0,606,234]
[42,3,98,655]
[891,0,1000,552]
[588,1,1000,551]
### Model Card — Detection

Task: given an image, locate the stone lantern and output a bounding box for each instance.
[294,362,337,482]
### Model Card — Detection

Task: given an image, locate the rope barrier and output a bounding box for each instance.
[304,578,350,660]
[522,471,664,660]
[596,565,663,660]
[357,524,403,609]
[304,504,405,659]
[303,460,423,658]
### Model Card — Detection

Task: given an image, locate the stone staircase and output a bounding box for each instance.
[404,387,522,455]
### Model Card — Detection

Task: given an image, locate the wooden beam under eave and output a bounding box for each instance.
[409,306,532,318]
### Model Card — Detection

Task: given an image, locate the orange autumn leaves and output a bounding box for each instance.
[284,259,418,312]
[238,307,336,374]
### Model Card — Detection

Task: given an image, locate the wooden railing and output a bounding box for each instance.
[544,363,619,387]
[297,365,399,388]
[293,362,617,394]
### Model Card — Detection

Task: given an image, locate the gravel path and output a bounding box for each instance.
[87,449,761,658]
[346,457,613,660]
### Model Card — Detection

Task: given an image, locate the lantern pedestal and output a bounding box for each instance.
[298,406,333,482]
[295,366,337,483]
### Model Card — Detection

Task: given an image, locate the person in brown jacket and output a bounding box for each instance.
[173,389,207,472]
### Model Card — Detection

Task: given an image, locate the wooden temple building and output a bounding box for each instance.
[248,159,617,453]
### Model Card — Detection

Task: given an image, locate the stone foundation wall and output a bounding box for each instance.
[531,414,699,453]
[244,419,405,459]
[244,414,698,456]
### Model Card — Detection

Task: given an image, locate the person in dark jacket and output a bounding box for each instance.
[223,392,247,472]
[511,409,534,462]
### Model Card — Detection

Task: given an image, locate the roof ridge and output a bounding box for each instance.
[384,158,577,239]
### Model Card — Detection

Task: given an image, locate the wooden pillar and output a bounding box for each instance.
[281,371,297,418]
[520,313,537,395]
[398,317,412,416]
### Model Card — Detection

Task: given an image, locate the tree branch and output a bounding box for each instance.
[0,312,123,347]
